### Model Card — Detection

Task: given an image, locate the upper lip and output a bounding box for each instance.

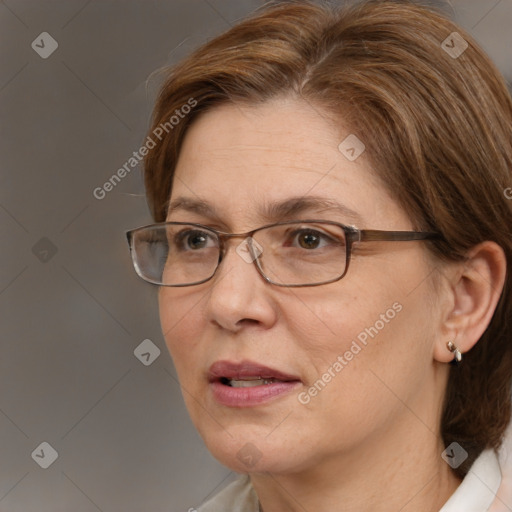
[208,360,301,382]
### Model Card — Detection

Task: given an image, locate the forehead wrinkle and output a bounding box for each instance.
[167,195,364,228]
[258,195,364,225]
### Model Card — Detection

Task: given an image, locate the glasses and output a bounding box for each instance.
[126,220,439,287]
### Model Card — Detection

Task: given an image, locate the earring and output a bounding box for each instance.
[447,341,462,364]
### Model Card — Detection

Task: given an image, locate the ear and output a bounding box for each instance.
[433,241,507,364]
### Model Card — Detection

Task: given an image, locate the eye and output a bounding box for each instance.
[174,229,217,251]
[296,230,322,249]
[287,228,342,250]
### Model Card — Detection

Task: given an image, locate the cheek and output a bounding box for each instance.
[284,267,434,397]
[158,289,205,373]
[286,294,433,448]
[281,279,393,358]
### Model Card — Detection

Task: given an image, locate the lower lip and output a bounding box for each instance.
[210,380,301,407]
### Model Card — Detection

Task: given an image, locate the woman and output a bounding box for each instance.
[126,0,512,510]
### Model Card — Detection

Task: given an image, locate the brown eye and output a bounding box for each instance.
[286,228,342,250]
[297,231,321,249]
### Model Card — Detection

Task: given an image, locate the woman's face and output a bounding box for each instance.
[159,97,446,474]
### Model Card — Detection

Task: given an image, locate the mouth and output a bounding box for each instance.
[208,360,302,407]
[209,360,301,385]
[219,376,286,387]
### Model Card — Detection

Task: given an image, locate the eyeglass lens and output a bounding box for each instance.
[130,223,348,286]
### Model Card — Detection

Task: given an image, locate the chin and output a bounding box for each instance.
[200,427,306,475]
[214,447,296,475]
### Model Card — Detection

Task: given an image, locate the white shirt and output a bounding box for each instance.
[440,449,501,512]
[197,427,512,512]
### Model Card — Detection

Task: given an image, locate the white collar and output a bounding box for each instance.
[439,449,502,512]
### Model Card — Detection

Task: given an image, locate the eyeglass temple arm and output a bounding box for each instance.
[357,230,439,242]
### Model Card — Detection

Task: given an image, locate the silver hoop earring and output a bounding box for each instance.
[447,341,462,364]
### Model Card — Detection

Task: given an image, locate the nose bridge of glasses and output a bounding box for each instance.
[217,231,263,265]
[216,227,258,248]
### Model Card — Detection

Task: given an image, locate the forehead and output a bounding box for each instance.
[176,98,343,181]
[170,98,405,230]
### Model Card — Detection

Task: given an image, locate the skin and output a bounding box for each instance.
[158,96,506,512]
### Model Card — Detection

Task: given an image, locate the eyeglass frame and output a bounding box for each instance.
[126,219,440,288]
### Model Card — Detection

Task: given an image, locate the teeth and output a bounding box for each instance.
[228,378,277,388]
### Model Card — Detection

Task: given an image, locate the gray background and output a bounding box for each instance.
[0,1,511,511]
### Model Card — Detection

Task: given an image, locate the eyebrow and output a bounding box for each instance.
[167,195,364,226]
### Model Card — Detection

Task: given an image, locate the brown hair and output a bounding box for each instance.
[143,0,512,477]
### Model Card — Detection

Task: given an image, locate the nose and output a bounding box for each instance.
[205,237,278,332]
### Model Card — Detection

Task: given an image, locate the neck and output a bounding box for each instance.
[251,413,462,512]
